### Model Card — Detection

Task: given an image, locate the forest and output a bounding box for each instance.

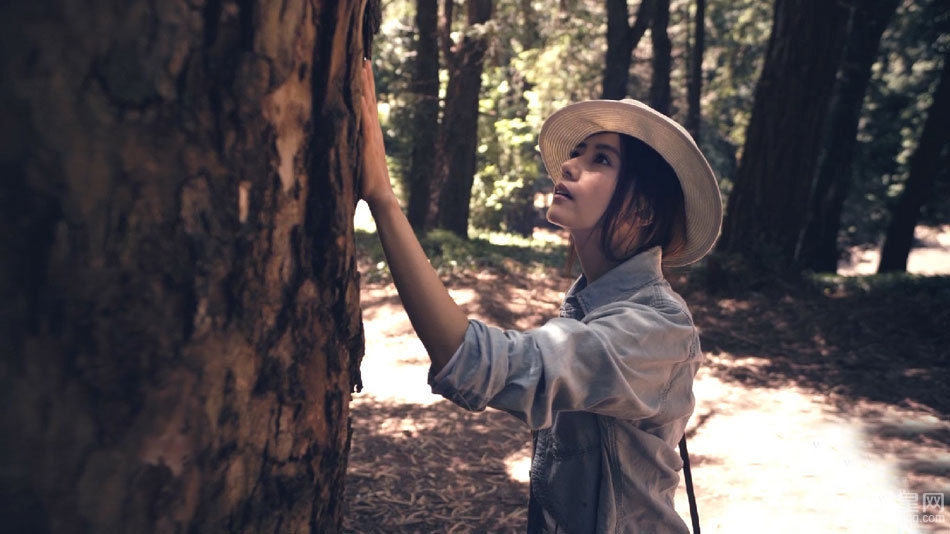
[344,0,950,530]
[1,0,947,532]
[368,0,948,276]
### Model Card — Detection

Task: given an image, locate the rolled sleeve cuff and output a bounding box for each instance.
[429,320,489,411]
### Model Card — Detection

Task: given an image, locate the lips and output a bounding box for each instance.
[554,183,573,200]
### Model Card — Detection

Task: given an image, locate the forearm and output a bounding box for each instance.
[367,194,469,372]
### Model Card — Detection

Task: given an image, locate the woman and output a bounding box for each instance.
[359,61,721,533]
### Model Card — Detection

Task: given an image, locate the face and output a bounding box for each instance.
[546,132,622,233]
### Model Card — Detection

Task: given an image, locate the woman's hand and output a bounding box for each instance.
[360,61,396,208]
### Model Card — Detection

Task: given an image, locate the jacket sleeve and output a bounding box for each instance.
[428,298,700,430]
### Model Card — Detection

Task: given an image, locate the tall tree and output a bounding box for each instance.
[796,0,900,272]
[603,0,657,99]
[649,0,672,114]
[437,0,494,238]
[685,0,706,137]
[0,0,372,531]
[719,0,851,270]
[878,51,950,272]
[406,0,441,232]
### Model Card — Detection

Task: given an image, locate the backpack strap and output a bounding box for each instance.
[678,435,700,534]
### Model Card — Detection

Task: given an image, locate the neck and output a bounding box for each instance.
[571,229,621,283]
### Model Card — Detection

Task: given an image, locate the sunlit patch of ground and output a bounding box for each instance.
[676,365,946,533]
[839,225,950,276]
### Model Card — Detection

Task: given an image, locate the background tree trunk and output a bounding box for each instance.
[878,51,950,272]
[602,0,656,100]
[0,0,370,531]
[797,0,900,272]
[649,0,672,115]
[719,0,850,270]
[437,0,494,238]
[685,0,705,138]
[406,0,441,233]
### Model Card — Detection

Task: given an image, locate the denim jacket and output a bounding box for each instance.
[430,246,700,533]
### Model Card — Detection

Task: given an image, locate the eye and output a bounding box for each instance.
[594,153,612,166]
[569,149,581,159]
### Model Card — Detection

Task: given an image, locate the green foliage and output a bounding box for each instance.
[369,1,420,198]
[472,66,544,235]
[369,0,946,262]
[470,0,607,234]
[703,0,773,149]
[356,228,569,282]
[701,0,773,191]
[844,0,950,247]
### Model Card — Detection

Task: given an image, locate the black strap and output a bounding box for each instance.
[678,435,700,534]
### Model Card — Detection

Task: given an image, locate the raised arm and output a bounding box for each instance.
[359,61,469,373]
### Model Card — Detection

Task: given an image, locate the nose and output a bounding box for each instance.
[560,157,577,181]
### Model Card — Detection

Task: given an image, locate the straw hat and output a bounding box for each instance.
[538,99,723,267]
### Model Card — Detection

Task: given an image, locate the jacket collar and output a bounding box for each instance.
[562,246,664,317]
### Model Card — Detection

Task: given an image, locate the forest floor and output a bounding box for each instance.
[344,213,950,533]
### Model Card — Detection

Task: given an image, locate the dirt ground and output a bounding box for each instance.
[344,219,950,533]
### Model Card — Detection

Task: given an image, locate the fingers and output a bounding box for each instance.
[362,59,376,98]
[360,61,380,131]
[360,91,378,133]
[359,61,385,193]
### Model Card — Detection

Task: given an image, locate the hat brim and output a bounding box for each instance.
[538,99,723,267]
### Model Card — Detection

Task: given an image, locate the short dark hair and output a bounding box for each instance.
[599,134,687,262]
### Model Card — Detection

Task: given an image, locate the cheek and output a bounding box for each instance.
[572,185,618,230]
[597,186,616,209]
[592,179,620,216]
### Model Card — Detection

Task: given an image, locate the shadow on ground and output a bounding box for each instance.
[343,397,531,533]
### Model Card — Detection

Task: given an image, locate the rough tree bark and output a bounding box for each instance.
[797,0,900,272]
[437,0,494,238]
[719,0,850,271]
[602,0,656,100]
[406,0,441,232]
[0,0,374,532]
[649,0,672,115]
[878,51,950,273]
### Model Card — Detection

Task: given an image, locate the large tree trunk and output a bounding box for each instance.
[719,0,850,271]
[0,1,370,532]
[437,0,494,238]
[602,0,656,100]
[685,0,706,138]
[878,51,950,273]
[797,0,900,272]
[649,0,672,115]
[406,0,441,233]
